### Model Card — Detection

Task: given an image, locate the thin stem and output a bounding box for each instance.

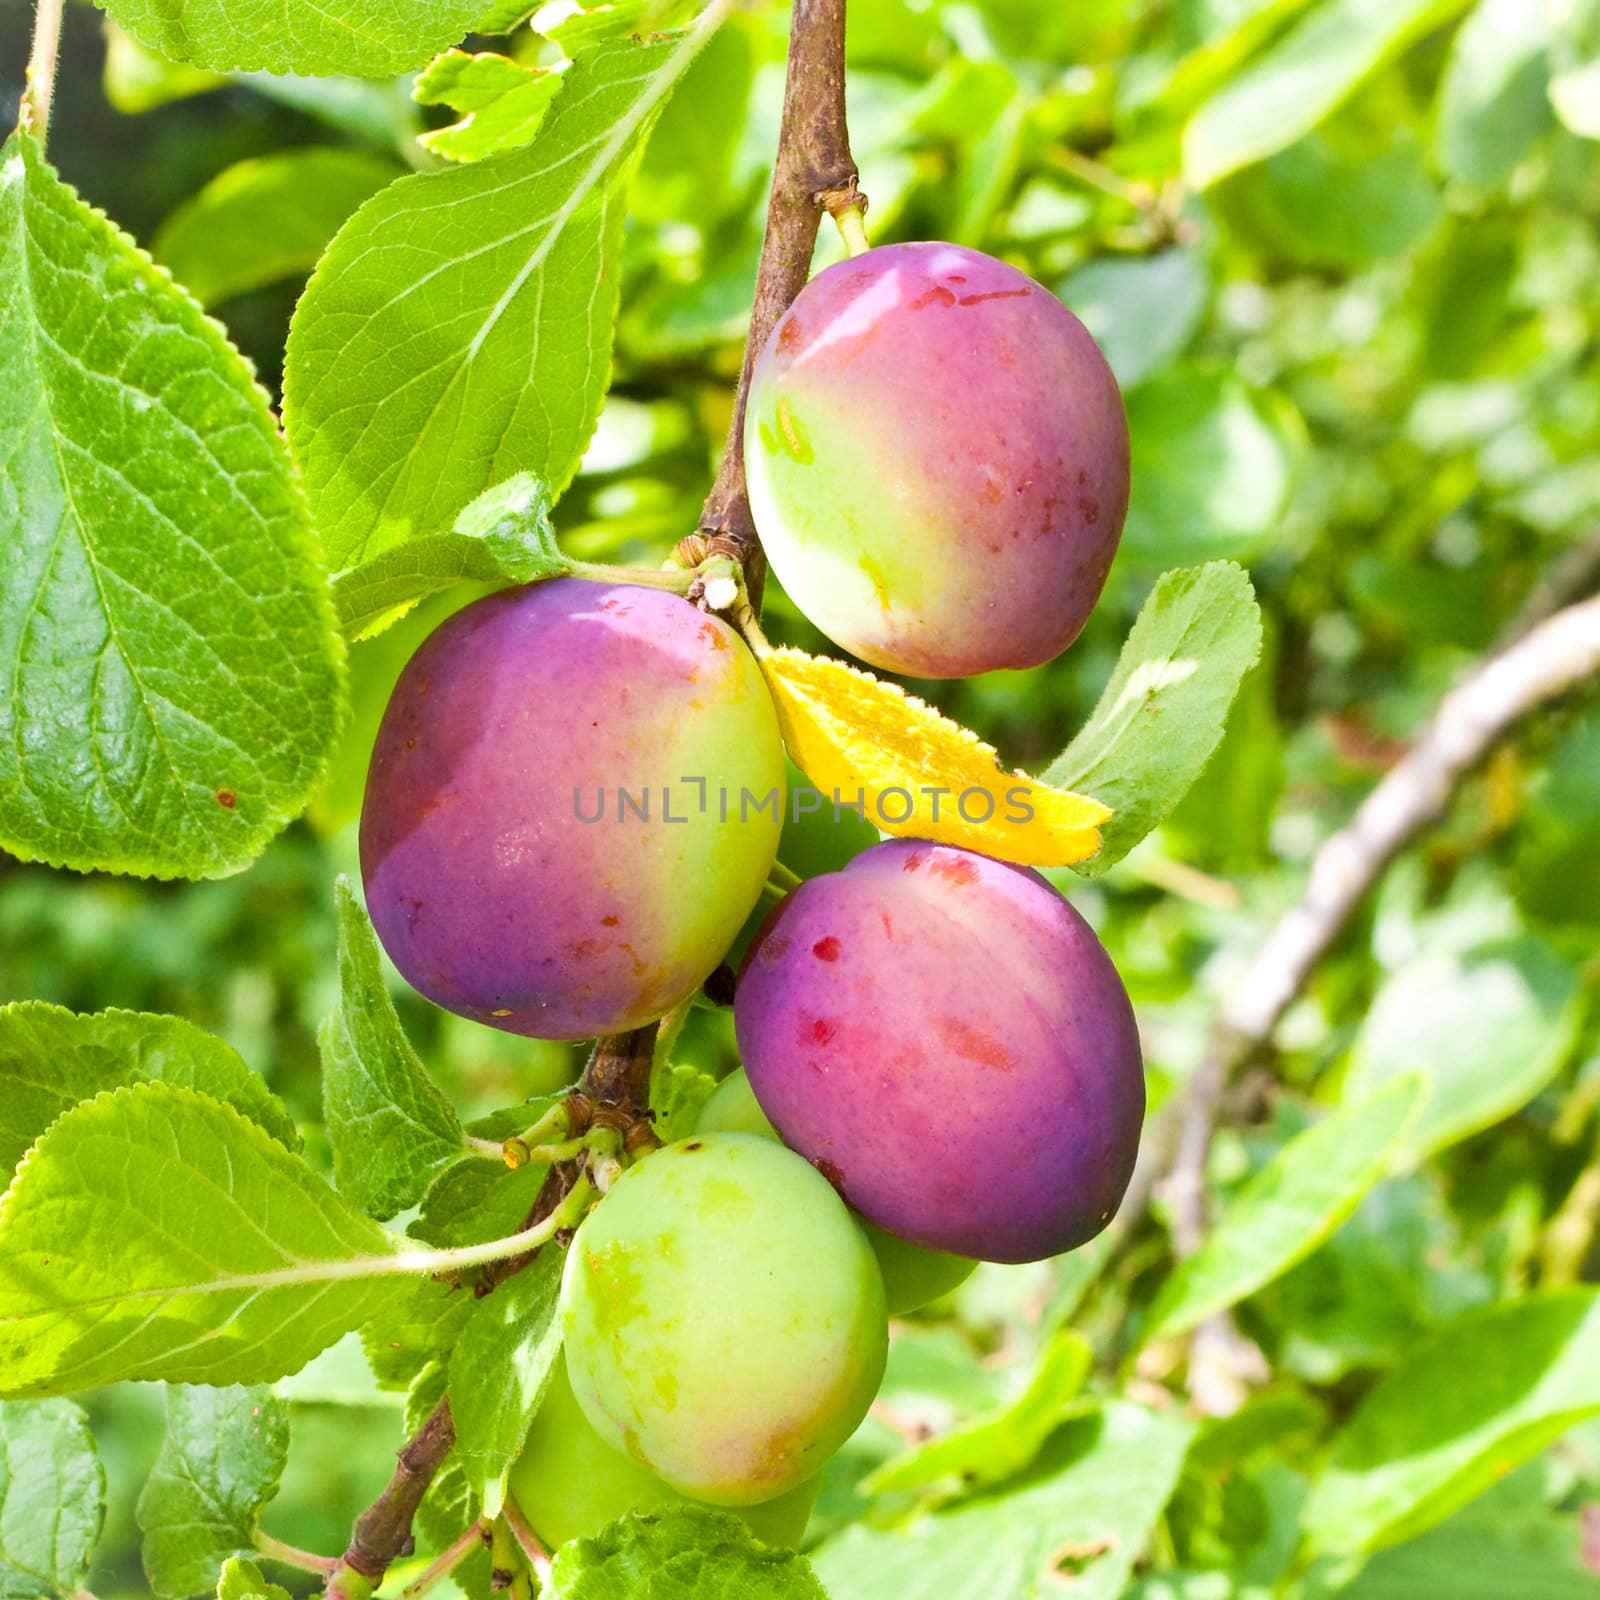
[254,1529,339,1576]
[1044,144,1154,210]
[398,1520,488,1600]
[834,206,871,256]
[502,1496,554,1584]
[769,859,804,892]
[23,0,65,148]
[568,558,697,593]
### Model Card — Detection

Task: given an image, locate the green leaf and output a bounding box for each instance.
[98,0,488,77]
[331,474,566,641]
[1303,1289,1600,1553]
[1220,131,1442,266]
[1183,0,1465,188]
[0,1083,404,1397]
[547,1506,829,1599]
[103,21,227,114]
[1045,563,1264,876]
[361,1126,556,1389]
[0,1002,299,1177]
[1145,1077,1425,1341]
[1121,369,1298,566]
[216,1557,291,1600]
[0,1399,104,1599]
[284,27,709,572]
[1343,936,1582,1159]
[813,1402,1194,1600]
[152,149,402,308]
[649,1062,718,1144]
[1057,250,1209,390]
[448,1250,564,1516]
[136,1386,289,1599]
[1435,0,1553,187]
[862,1330,1094,1494]
[0,129,342,881]
[320,880,465,1220]
[414,50,565,163]
[1336,1461,1600,1598]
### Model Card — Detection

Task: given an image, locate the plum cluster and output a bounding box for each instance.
[358,242,1142,1548]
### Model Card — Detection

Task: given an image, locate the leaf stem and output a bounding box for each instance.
[253,1530,340,1576]
[567,558,697,593]
[22,0,65,147]
[398,1519,488,1600]
[502,1496,554,1583]
[769,859,804,892]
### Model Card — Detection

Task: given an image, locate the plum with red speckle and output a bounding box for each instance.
[734,839,1144,1263]
[744,241,1129,677]
[360,578,785,1040]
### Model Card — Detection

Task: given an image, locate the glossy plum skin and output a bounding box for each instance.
[508,1354,820,1550]
[745,241,1129,678]
[360,579,785,1040]
[697,1068,975,1315]
[734,840,1145,1263]
[561,1133,887,1505]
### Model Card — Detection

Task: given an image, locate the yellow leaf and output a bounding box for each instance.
[759,647,1110,867]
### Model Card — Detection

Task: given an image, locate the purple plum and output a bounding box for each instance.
[360,578,785,1039]
[744,241,1129,677]
[734,839,1144,1262]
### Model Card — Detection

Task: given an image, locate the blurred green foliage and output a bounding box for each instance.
[3,0,1600,1593]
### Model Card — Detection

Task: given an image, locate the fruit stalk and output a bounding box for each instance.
[692,0,863,589]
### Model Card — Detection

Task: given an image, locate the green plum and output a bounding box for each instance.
[561,1133,886,1504]
[508,1354,819,1549]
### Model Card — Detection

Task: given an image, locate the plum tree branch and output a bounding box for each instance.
[324,1027,657,1593]
[1157,592,1600,1282]
[690,0,861,594]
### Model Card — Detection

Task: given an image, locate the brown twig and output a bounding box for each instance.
[689,0,861,594]
[1152,593,1600,1406]
[325,1025,658,1593]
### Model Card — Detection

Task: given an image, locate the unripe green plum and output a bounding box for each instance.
[508,1354,819,1550]
[745,241,1129,677]
[696,1070,975,1315]
[561,1133,887,1504]
[360,578,785,1039]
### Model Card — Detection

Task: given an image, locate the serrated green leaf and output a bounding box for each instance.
[1343,936,1582,1159]
[0,129,342,882]
[650,1062,718,1144]
[152,149,402,308]
[1435,0,1553,188]
[1303,1289,1600,1554]
[0,1002,299,1177]
[547,1506,829,1599]
[1146,1077,1425,1342]
[362,1136,554,1390]
[320,880,465,1220]
[0,1399,104,1600]
[103,21,227,114]
[415,50,565,163]
[216,1557,291,1600]
[0,1083,405,1396]
[99,0,487,77]
[448,1250,564,1517]
[137,1386,288,1599]
[284,25,713,572]
[813,1402,1194,1600]
[331,474,566,641]
[862,1330,1094,1495]
[1183,0,1466,188]
[1046,563,1263,875]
